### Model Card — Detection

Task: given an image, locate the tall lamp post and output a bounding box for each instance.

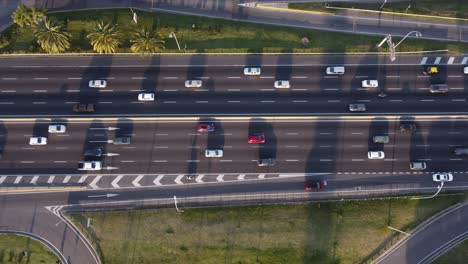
[169,32,181,51]
[377,31,422,62]
[411,182,444,200]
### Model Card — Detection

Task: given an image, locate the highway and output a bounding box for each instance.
[0,55,466,117]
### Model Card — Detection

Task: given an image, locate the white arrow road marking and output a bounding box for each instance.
[216,174,224,182]
[63,175,71,183]
[132,175,144,187]
[238,174,245,180]
[153,175,164,186]
[30,175,39,184]
[78,175,88,183]
[47,175,55,184]
[111,175,124,188]
[174,175,184,185]
[195,174,204,183]
[258,174,265,179]
[89,175,102,189]
[0,176,6,184]
[14,176,22,184]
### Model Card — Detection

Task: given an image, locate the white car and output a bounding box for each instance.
[138,93,155,101]
[88,80,107,88]
[464,66,468,74]
[432,173,453,182]
[48,125,66,133]
[243,67,261,76]
[185,80,202,88]
[274,80,290,89]
[368,151,384,159]
[205,149,223,158]
[326,66,345,75]
[29,137,47,145]
[362,80,379,88]
[78,161,102,171]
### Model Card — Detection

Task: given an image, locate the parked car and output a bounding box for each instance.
[368,151,385,159]
[422,66,438,75]
[274,80,290,89]
[453,148,468,156]
[248,134,266,144]
[326,66,345,75]
[73,103,95,113]
[304,180,327,191]
[349,103,367,112]
[429,84,448,94]
[197,123,215,132]
[48,125,66,133]
[185,80,202,88]
[78,161,102,171]
[88,80,107,88]
[400,123,416,132]
[138,93,155,101]
[113,137,131,145]
[362,80,379,88]
[410,162,426,170]
[432,173,453,182]
[257,158,276,166]
[372,136,389,143]
[243,67,261,76]
[83,148,103,157]
[205,149,223,157]
[29,137,47,145]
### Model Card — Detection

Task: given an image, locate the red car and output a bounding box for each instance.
[197,123,215,132]
[304,180,327,192]
[248,134,265,144]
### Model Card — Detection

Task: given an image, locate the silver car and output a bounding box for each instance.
[349,103,367,112]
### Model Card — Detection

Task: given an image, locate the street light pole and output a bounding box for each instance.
[394,30,422,48]
[169,32,181,51]
[376,31,422,62]
[411,182,444,200]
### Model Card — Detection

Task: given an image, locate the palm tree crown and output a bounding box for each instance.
[130,27,165,56]
[87,20,121,53]
[35,19,71,53]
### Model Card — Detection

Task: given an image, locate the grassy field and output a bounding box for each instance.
[1,8,467,54]
[433,239,468,264]
[0,234,59,263]
[69,194,467,264]
[289,0,468,19]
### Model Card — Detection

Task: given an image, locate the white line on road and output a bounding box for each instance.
[0,102,14,104]
[355,76,368,78]
[132,175,144,187]
[47,175,55,184]
[260,101,275,103]
[452,99,466,102]
[155,133,168,136]
[195,174,204,183]
[0,176,6,184]
[420,99,435,102]
[286,159,299,162]
[154,146,169,149]
[291,76,307,79]
[2,78,17,80]
[154,175,164,186]
[291,88,307,91]
[259,76,274,79]
[420,57,428,65]
[220,160,232,162]
[66,90,79,93]
[228,89,240,91]
[174,175,184,185]
[386,76,400,78]
[130,89,144,92]
[78,175,88,183]
[153,160,167,162]
[293,100,308,103]
[260,89,275,91]
[324,88,339,91]
[285,145,298,148]
[327,100,341,103]
[187,160,200,162]
[434,57,441,64]
[163,77,178,79]
[30,175,39,184]
[228,101,240,103]
[320,159,333,162]
[227,76,241,79]
[33,102,46,104]
[131,77,147,80]
[238,174,245,180]
[121,160,135,163]
[67,77,82,80]
[1,90,16,93]
[387,88,402,90]
[20,161,35,163]
[89,175,101,189]
[216,174,224,182]
[34,77,49,80]
[34,90,47,93]
[163,101,177,103]
[448,57,455,64]
[163,89,178,92]
[462,57,468,65]
[98,102,112,104]
[111,175,124,188]
[448,75,462,78]
[14,176,22,184]
[53,161,68,163]
[450,88,464,90]
[389,100,403,102]
[324,76,338,79]
[195,101,208,103]
[63,175,71,183]
[352,159,364,162]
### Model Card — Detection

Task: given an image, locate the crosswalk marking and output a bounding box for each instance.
[47,175,55,184]
[448,57,455,64]
[111,175,124,188]
[14,176,22,184]
[153,175,164,186]
[132,175,144,187]
[462,57,468,65]
[420,57,428,65]
[434,57,441,64]
[30,175,39,184]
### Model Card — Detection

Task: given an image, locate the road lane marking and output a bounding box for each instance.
[131,89,144,92]
[291,88,307,91]
[2,78,17,80]
[258,174,265,179]
[111,175,124,188]
[389,100,403,102]
[14,176,22,184]
[154,146,169,149]
[452,99,466,102]
[259,76,274,79]
[448,57,455,64]
[420,57,428,65]
[20,161,35,163]
[47,175,55,184]
[163,89,178,92]
[320,159,333,161]
[387,88,402,90]
[0,176,6,184]
[434,57,441,64]
[174,175,184,185]
[121,160,135,163]
[153,160,167,162]
[33,102,46,104]
[324,76,338,79]
[34,90,47,93]
[66,90,79,92]
[34,77,49,80]
[155,133,168,136]
[187,160,200,162]
[328,100,341,102]
[131,77,147,80]
[324,88,339,91]
[30,175,39,184]
[98,102,112,104]
[216,174,224,182]
[89,175,101,189]
[450,88,464,90]
[132,175,144,187]
[420,99,435,102]
[386,76,400,78]
[163,77,178,79]
[195,174,204,183]
[1,90,16,93]
[195,101,208,103]
[153,175,164,186]
[285,145,298,148]
[291,76,307,79]
[352,159,364,161]
[286,132,299,135]
[78,175,88,183]
[0,102,14,104]
[293,100,308,103]
[261,101,275,103]
[448,75,462,78]
[260,89,274,91]
[228,101,240,103]
[228,89,240,91]
[63,175,71,183]
[286,159,299,162]
[53,161,68,163]
[238,174,245,180]
[355,76,368,78]
[67,77,82,80]
[163,101,176,103]
[462,57,468,65]
[227,76,241,79]
[220,160,232,162]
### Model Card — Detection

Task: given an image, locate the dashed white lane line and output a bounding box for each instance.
[291,76,307,79]
[387,76,400,78]
[452,99,466,102]
[89,175,101,189]
[187,160,200,162]
[320,159,333,162]
[351,145,364,148]
[131,77,147,80]
[195,174,204,183]
[351,132,363,135]
[324,76,338,79]
[34,90,47,93]
[154,175,164,186]
[286,159,299,162]
[14,176,22,184]
[286,132,299,135]
[450,158,463,161]
[174,175,184,185]
[63,175,71,183]
[53,161,68,163]
[418,158,432,161]
[324,88,339,91]
[154,146,169,149]
[228,89,240,91]
[55,147,69,150]
[163,101,177,103]
[448,75,462,78]
[67,77,82,80]
[285,145,299,148]
[66,90,79,92]
[450,87,464,90]
[65,101,79,104]
[420,99,435,102]
[355,76,368,78]
[78,175,88,183]
[1,90,16,93]
[0,176,6,184]
[153,160,168,162]
[352,159,364,161]
[259,76,274,79]
[111,175,124,188]
[163,89,178,92]
[131,101,145,104]
[30,175,39,184]
[291,88,307,91]
[216,174,224,182]
[320,132,333,135]
[293,100,308,103]
[20,161,35,163]
[260,89,275,91]
[132,175,144,187]
[320,145,333,148]
[121,160,135,163]
[220,160,232,162]
[195,101,208,103]
[328,100,341,103]
[261,101,275,103]
[416,145,430,147]
[47,175,55,184]
[384,159,397,161]
[228,76,241,79]
[98,101,112,104]
[33,102,46,104]
[130,89,144,92]
[417,75,430,78]
[387,88,402,90]
[163,77,178,79]
[357,99,371,102]
[448,132,461,134]
[0,102,14,104]
[389,100,403,102]
[155,133,168,136]
[34,77,49,80]
[228,101,240,103]
[2,78,17,80]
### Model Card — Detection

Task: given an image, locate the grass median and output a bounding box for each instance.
[0,234,59,263]
[69,193,467,264]
[1,8,467,54]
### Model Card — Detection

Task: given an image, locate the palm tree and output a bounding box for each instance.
[130,27,165,56]
[11,5,31,27]
[87,20,121,53]
[35,19,71,53]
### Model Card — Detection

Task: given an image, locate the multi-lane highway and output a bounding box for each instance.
[0,55,466,117]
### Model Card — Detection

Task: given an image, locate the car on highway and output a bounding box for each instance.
[205,149,223,158]
[29,137,47,145]
[432,173,453,182]
[453,147,468,156]
[429,84,448,94]
[138,93,155,101]
[422,66,438,75]
[400,123,416,132]
[197,123,215,132]
[410,161,426,171]
[464,66,468,74]
[78,161,102,171]
[304,180,327,191]
[73,103,95,113]
[48,124,66,133]
[248,134,265,144]
[84,148,103,157]
[373,136,389,143]
[368,151,384,159]
[113,137,131,145]
[88,80,107,88]
[362,80,378,88]
[326,66,345,75]
[274,80,290,89]
[257,158,276,166]
[185,80,202,88]
[349,103,366,112]
[243,67,261,76]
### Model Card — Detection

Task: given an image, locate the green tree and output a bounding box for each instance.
[35,19,71,53]
[0,36,9,49]
[11,5,31,27]
[29,7,47,25]
[130,27,165,56]
[87,20,121,53]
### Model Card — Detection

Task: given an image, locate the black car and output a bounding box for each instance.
[400,124,416,132]
[83,148,103,157]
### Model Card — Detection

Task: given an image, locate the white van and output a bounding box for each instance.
[326,66,345,75]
